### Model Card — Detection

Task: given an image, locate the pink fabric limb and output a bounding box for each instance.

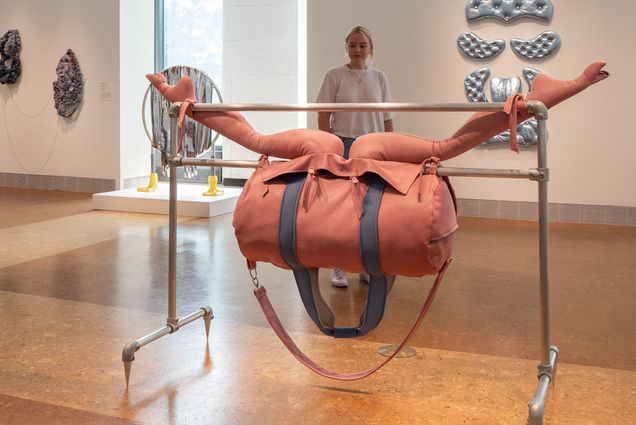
[146,73,344,159]
[147,61,609,162]
[349,61,609,163]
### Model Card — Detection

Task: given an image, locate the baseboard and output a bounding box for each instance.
[222,178,247,187]
[0,172,116,193]
[2,172,633,226]
[457,198,636,226]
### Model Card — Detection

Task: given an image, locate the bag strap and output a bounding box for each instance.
[253,259,451,381]
[279,173,391,337]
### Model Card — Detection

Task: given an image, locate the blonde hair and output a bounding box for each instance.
[345,25,374,57]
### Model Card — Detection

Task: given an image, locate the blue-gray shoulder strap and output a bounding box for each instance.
[279,172,391,338]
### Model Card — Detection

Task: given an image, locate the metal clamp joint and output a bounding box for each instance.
[537,363,553,381]
[166,318,179,332]
[529,168,549,182]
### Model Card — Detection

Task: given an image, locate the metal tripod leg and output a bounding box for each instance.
[121,111,214,386]
[526,107,559,425]
[122,306,213,386]
[528,346,559,425]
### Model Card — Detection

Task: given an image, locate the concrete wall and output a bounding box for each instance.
[307,0,635,208]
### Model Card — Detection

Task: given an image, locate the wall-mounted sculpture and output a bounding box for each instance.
[457,32,505,60]
[510,31,560,59]
[465,0,553,23]
[0,29,22,84]
[464,67,490,102]
[464,68,541,147]
[52,49,83,117]
[460,0,561,148]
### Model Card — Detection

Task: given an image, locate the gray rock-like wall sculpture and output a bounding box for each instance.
[510,31,560,59]
[52,49,83,118]
[457,32,505,60]
[0,29,22,84]
[465,0,553,23]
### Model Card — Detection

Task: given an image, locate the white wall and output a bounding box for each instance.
[308,0,635,207]
[222,0,298,180]
[120,0,154,187]
[0,0,153,189]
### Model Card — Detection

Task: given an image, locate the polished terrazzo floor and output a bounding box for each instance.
[1,187,634,424]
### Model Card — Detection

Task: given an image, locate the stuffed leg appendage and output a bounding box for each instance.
[148,61,608,163]
[146,73,344,159]
[350,61,609,163]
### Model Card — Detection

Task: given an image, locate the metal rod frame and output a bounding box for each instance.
[122,100,556,425]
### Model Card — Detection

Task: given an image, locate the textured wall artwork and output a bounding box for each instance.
[459,0,559,148]
[465,0,553,23]
[53,49,83,117]
[0,29,22,84]
[511,31,560,59]
[457,32,505,60]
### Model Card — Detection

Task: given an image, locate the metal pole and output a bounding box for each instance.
[535,108,551,366]
[167,114,178,324]
[189,101,508,113]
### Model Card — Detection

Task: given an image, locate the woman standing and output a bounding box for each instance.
[316,25,394,287]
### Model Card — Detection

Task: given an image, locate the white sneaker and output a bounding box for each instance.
[359,272,370,283]
[331,269,348,287]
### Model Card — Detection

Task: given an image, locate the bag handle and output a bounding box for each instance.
[253,260,451,381]
[279,173,391,337]
[292,268,392,338]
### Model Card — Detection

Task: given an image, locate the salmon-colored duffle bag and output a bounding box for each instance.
[232,152,456,379]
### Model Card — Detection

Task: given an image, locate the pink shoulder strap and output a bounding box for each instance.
[253,260,451,381]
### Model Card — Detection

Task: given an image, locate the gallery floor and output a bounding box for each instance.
[1,187,634,424]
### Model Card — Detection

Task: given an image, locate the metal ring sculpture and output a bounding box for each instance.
[142,65,223,177]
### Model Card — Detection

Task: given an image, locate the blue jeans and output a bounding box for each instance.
[338,136,356,159]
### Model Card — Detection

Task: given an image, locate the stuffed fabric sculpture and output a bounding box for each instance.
[146,61,608,380]
[146,61,608,162]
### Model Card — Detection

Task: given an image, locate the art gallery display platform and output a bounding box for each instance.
[92,183,241,218]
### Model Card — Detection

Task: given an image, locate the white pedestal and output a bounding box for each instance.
[92,183,241,217]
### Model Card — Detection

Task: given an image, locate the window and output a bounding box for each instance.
[153,0,223,182]
[153,0,301,185]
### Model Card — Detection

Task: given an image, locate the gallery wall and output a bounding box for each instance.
[0,0,153,191]
[307,0,635,208]
[0,1,633,211]
[221,0,300,181]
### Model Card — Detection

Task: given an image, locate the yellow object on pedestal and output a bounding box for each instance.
[202,175,224,196]
[137,172,158,192]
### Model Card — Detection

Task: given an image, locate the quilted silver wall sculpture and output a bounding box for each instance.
[457,32,505,60]
[459,0,561,148]
[466,0,553,23]
[464,68,541,146]
[510,31,560,59]
[0,29,22,84]
[53,49,83,118]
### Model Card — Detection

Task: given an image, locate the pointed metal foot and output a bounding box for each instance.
[203,307,214,341]
[124,361,132,387]
[122,340,140,387]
